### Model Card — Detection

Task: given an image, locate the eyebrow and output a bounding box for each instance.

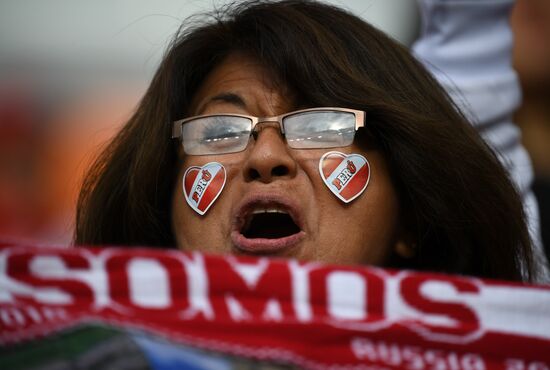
[203,93,247,111]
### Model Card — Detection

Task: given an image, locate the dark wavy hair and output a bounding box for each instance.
[75,0,535,281]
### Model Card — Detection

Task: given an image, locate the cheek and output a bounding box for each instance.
[313,150,400,265]
[171,166,195,249]
[170,158,239,253]
[355,178,400,262]
[351,155,400,263]
[171,163,221,252]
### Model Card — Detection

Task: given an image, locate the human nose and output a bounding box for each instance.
[243,125,298,183]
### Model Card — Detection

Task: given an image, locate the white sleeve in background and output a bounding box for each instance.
[412,0,549,282]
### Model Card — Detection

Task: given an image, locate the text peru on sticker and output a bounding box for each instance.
[183,162,226,215]
[319,151,370,203]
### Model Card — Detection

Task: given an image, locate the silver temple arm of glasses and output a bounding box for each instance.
[172,120,183,139]
[355,111,365,130]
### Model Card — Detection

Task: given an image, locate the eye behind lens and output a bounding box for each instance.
[182,115,253,154]
[283,111,356,149]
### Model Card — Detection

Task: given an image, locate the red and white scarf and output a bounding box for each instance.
[1,243,549,369]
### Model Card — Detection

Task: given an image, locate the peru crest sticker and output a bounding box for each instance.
[319,151,370,203]
[183,162,226,215]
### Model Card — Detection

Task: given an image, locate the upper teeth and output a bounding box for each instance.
[251,208,288,214]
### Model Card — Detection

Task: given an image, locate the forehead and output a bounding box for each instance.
[189,53,297,116]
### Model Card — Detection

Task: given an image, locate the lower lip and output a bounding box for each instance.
[231,230,305,254]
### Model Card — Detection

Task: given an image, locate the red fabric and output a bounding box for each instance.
[1,243,549,369]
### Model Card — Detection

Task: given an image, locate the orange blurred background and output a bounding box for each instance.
[0,83,139,244]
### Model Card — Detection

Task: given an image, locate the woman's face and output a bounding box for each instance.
[171,54,408,265]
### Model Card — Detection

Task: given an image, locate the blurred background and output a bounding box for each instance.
[0,0,419,245]
[1,0,548,249]
[512,0,550,253]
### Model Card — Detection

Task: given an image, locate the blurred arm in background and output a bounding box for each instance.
[412,0,550,282]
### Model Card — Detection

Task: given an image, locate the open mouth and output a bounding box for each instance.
[242,208,301,239]
[232,200,304,253]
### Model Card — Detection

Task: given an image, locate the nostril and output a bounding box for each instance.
[272,165,289,177]
[248,168,261,180]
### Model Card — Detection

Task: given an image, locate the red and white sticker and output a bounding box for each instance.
[183,162,226,215]
[319,151,370,203]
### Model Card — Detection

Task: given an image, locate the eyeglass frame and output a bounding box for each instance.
[171,107,365,155]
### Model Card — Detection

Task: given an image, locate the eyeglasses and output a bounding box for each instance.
[171,107,365,155]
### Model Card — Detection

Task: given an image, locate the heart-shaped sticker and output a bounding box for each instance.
[319,151,370,203]
[183,162,226,215]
